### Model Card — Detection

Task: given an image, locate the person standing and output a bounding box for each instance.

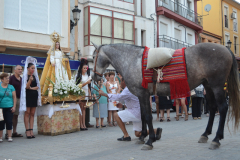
[158,96,172,122]
[175,98,188,121]
[7,65,23,139]
[192,84,204,120]
[20,57,41,139]
[106,72,120,127]
[0,73,16,142]
[76,58,92,130]
[92,78,108,128]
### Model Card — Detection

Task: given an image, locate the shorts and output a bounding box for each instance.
[118,109,142,132]
[13,98,20,115]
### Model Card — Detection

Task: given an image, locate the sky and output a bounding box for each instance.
[236,0,240,3]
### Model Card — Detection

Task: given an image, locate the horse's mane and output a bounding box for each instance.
[93,43,144,57]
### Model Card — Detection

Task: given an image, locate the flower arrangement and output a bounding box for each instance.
[44,76,85,100]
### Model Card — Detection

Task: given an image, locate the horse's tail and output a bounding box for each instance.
[227,47,240,130]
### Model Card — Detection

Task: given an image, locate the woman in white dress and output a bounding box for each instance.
[106,72,120,126]
[50,42,69,82]
[76,59,91,130]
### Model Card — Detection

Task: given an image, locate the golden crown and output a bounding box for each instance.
[50,31,61,43]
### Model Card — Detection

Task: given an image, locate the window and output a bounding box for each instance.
[141,30,146,46]
[160,22,167,36]
[234,36,238,54]
[233,11,238,32]
[224,6,228,28]
[118,0,134,3]
[187,1,192,16]
[84,7,134,46]
[187,33,192,43]
[174,28,181,40]
[4,0,62,34]
[174,0,179,13]
[225,34,229,46]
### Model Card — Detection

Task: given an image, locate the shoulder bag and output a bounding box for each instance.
[0,85,9,121]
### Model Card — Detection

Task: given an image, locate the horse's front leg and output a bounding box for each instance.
[139,92,155,150]
[136,111,147,144]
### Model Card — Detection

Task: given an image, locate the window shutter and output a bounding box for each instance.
[174,28,181,40]
[21,0,48,34]
[160,22,167,36]
[4,0,19,29]
[49,0,62,34]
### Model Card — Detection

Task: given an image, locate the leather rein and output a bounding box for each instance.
[93,49,103,77]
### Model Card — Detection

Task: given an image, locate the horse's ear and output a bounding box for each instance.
[91,41,98,49]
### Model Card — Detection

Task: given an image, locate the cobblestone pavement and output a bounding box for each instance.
[0,111,240,160]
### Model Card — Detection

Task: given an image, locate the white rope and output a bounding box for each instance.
[153,64,166,83]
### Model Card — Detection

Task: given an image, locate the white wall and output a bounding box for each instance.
[0,0,70,48]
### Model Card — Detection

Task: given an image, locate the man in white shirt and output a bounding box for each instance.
[99,77,162,141]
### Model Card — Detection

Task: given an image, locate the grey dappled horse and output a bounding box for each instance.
[91,42,240,150]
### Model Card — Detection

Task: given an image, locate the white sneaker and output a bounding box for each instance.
[0,137,3,142]
[8,137,13,142]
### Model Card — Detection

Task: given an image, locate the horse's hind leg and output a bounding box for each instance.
[209,88,228,150]
[199,87,217,143]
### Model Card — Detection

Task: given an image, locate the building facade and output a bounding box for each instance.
[222,0,240,56]
[156,0,203,49]
[0,0,80,75]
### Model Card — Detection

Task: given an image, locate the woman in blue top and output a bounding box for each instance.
[92,78,108,128]
[0,73,16,142]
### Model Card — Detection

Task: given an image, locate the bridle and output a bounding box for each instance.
[92,49,103,77]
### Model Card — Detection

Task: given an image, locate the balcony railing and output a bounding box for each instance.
[158,0,202,26]
[158,35,193,49]
[234,22,238,32]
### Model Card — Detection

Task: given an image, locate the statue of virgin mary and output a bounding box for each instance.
[40,31,71,95]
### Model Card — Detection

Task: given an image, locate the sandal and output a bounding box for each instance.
[101,125,106,127]
[113,121,117,126]
[29,129,35,138]
[25,129,32,139]
[12,132,23,137]
[156,117,160,121]
[160,117,164,122]
[0,137,3,142]
[8,137,13,142]
[108,122,113,127]
[175,115,180,121]
[167,117,171,122]
[185,114,188,121]
[198,117,202,119]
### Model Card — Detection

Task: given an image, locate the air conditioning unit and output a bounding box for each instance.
[231,12,237,19]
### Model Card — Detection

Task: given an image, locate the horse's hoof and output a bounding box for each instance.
[141,144,153,150]
[135,140,145,144]
[198,136,208,143]
[209,141,221,150]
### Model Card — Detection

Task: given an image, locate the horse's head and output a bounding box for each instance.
[92,42,110,82]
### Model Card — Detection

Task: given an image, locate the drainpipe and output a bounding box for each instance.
[150,13,156,48]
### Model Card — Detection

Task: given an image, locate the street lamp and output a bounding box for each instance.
[70,6,81,33]
[227,40,232,48]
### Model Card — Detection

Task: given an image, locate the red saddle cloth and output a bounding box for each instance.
[142,47,190,99]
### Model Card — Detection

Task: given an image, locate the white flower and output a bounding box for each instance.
[78,91,80,94]
[60,92,63,95]
[54,89,58,93]
[64,91,67,94]
[74,90,76,93]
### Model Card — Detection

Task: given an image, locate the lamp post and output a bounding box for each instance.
[227,40,232,49]
[70,6,81,33]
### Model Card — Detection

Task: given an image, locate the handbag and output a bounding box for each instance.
[191,90,196,96]
[0,85,9,121]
